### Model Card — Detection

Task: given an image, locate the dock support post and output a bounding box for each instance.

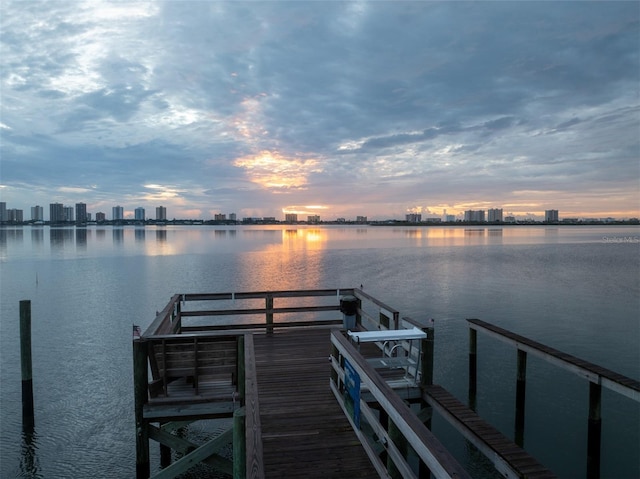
[133,338,150,479]
[233,407,246,479]
[515,349,527,447]
[265,295,274,335]
[468,327,477,411]
[420,323,434,388]
[160,439,172,468]
[20,300,35,430]
[587,381,602,479]
[388,419,406,479]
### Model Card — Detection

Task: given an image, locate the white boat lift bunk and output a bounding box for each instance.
[347,327,427,386]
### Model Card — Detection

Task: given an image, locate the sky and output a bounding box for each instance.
[1,1,639,221]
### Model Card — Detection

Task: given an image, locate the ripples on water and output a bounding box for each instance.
[1,225,638,478]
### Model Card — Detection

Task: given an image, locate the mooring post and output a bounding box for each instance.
[468,326,477,411]
[515,349,527,446]
[265,294,274,334]
[20,300,35,430]
[133,338,150,479]
[587,381,602,479]
[233,407,246,479]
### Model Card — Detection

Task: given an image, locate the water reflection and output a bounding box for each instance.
[112,227,124,244]
[31,228,44,245]
[50,228,73,248]
[19,428,40,477]
[135,228,146,242]
[76,228,87,249]
[155,229,167,242]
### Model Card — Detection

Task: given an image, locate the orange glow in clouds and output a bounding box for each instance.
[234,151,320,190]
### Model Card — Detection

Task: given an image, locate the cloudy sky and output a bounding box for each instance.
[1,1,638,221]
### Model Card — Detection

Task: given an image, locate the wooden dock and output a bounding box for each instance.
[254,328,378,478]
[132,288,638,479]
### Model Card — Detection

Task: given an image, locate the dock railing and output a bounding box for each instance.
[330,329,470,479]
[468,318,640,479]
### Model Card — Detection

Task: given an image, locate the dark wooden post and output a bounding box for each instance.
[468,327,477,411]
[420,323,434,388]
[515,349,527,447]
[237,335,245,404]
[20,300,35,430]
[265,295,274,334]
[133,339,150,478]
[355,297,362,329]
[233,407,246,479]
[587,381,602,479]
[160,430,171,468]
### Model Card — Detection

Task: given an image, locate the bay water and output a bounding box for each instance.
[1,225,638,478]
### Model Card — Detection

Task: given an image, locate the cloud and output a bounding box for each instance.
[0,1,638,219]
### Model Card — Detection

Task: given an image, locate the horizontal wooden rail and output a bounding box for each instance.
[331,330,471,479]
[468,318,640,401]
[180,304,341,317]
[182,288,355,302]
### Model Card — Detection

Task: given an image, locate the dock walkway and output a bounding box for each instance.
[254,328,379,479]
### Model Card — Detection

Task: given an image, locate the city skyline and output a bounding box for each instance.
[1,2,639,220]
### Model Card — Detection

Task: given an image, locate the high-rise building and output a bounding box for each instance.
[135,207,145,221]
[356,216,367,223]
[229,213,237,222]
[96,212,106,222]
[112,206,124,221]
[156,206,167,221]
[488,208,503,222]
[545,210,559,223]
[63,206,74,222]
[50,203,64,224]
[0,202,6,222]
[307,215,320,224]
[75,203,87,224]
[464,210,486,222]
[8,209,23,222]
[214,213,226,221]
[285,213,298,223]
[31,205,44,221]
[406,213,422,223]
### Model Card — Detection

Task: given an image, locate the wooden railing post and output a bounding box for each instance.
[468,326,477,411]
[587,382,602,479]
[515,349,527,447]
[133,339,150,479]
[265,295,274,334]
[237,335,245,404]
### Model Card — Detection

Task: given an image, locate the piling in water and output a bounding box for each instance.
[20,300,35,430]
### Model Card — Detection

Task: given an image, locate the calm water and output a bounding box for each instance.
[1,225,638,478]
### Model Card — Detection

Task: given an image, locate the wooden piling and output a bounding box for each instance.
[133,338,150,479]
[20,300,35,430]
[265,295,273,334]
[420,324,434,388]
[587,382,602,479]
[468,327,477,411]
[515,349,527,447]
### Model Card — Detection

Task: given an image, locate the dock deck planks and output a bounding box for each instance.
[253,328,380,479]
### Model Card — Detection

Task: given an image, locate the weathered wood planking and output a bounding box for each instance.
[423,384,557,479]
[253,329,380,479]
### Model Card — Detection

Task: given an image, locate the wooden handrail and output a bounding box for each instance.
[331,330,471,479]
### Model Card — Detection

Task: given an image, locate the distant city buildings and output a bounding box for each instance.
[356,216,368,223]
[214,213,226,221]
[31,205,44,222]
[156,206,167,221]
[63,206,74,222]
[112,206,124,221]
[285,213,298,223]
[545,209,559,223]
[135,207,145,221]
[50,203,64,224]
[96,212,106,222]
[75,203,87,224]
[488,208,503,222]
[308,215,320,224]
[464,210,485,222]
[0,202,6,222]
[406,213,422,223]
